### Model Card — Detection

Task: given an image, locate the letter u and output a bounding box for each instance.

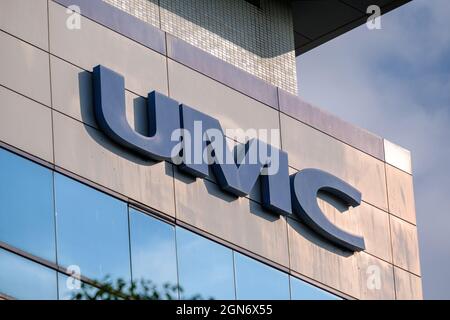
[92,65,180,161]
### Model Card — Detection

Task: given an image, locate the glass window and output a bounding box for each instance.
[129,209,178,299]
[0,248,57,300]
[58,273,103,300]
[0,148,55,262]
[234,252,290,300]
[290,276,341,300]
[55,173,131,284]
[176,227,235,300]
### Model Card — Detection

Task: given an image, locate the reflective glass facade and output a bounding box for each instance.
[0,248,57,300]
[0,149,55,262]
[234,252,290,300]
[0,147,339,300]
[290,276,341,300]
[129,208,178,296]
[55,173,131,283]
[176,227,235,300]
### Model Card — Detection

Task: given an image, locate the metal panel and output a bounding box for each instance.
[287,217,395,299]
[167,59,281,146]
[287,217,360,298]
[167,34,279,108]
[390,215,421,275]
[53,111,176,216]
[278,89,384,161]
[0,31,51,106]
[0,0,49,50]
[0,87,53,163]
[53,0,166,54]
[384,139,412,174]
[386,164,416,224]
[394,267,423,300]
[280,113,388,211]
[357,252,395,300]
[48,1,168,98]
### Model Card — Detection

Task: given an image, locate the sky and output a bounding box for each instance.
[296,0,450,299]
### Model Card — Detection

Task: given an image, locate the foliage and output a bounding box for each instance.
[71,277,205,300]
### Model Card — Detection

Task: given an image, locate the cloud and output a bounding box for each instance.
[296,0,450,299]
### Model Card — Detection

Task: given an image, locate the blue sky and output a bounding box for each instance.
[296,0,450,299]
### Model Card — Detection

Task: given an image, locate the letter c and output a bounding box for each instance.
[290,168,365,251]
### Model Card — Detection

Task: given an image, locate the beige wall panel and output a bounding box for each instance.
[0,0,49,50]
[287,218,396,299]
[0,86,53,162]
[53,111,175,216]
[0,31,51,106]
[394,267,423,300]
[390,215,421,275]
[386,164,416,225]
[287,217,360,298]
[50,55,150,135]
[281,114,388,211]
[167,60,280,146]
[315,192,392,262]
[49,1,168,98]
[384,139,412,174]
[357,252,395,300]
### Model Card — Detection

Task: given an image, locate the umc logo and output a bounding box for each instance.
[93,65,365,252]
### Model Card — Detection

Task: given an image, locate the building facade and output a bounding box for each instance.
[0,0,421,300]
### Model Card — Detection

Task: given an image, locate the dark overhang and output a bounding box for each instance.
[292,0,412,55]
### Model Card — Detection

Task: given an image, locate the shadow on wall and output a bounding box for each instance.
[77,71,161,168]
[76,69,282,224]
[288,217,354,258]
[76,69,359,254]
[104,0,295,58]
